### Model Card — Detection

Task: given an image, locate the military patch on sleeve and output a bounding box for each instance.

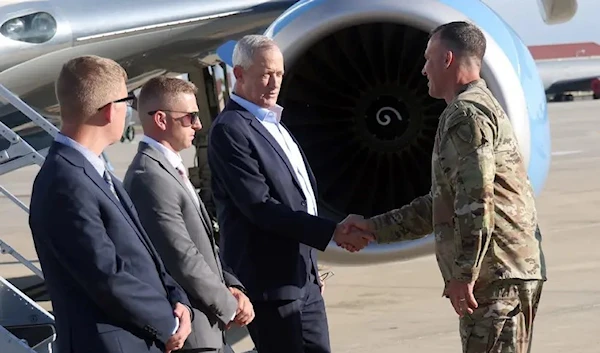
[447,106,487,157]
[455,122,474,145]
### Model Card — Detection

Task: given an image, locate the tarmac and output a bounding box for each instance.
[1,99,599,352]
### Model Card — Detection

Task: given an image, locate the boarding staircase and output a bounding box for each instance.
[0,84,116,352]
[0,83,62,352]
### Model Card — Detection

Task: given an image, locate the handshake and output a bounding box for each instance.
[332,214,376,252]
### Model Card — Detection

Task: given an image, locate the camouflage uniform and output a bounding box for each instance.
[370,79,547,352]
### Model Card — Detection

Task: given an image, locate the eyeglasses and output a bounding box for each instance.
[319,270,335,283]
[97,93,135,111]
[148,110,200,127]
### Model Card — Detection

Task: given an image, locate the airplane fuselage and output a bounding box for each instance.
[536,56,600,93]
[0,0,298,115]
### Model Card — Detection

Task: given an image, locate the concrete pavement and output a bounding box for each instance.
[1,99,598,352]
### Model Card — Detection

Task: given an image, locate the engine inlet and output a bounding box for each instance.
[279,22,446,219]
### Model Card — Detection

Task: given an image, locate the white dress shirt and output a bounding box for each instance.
[230,93,318,216]
[141,136,200,207]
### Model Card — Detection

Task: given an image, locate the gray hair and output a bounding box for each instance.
[232,35,278,69]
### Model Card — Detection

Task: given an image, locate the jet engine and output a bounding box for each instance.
[222,0,552,265]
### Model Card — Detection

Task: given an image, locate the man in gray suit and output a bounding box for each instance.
[123,76,254,353]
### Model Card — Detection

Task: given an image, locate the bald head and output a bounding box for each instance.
[56,55,127,123]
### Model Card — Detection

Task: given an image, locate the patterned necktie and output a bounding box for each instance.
[176,164,199,207]
[103,170,119,200]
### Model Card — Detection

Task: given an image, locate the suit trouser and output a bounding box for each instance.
[247,282,331,353]
[459,279,544,353]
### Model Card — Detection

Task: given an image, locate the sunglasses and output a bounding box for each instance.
[148,110,200,127]
[97,93,135,111]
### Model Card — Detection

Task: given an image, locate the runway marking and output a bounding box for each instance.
[551,150,583,156]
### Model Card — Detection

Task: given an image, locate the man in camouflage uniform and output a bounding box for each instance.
[344,21,547,352]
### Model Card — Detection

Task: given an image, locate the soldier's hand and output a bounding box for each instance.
[341,214,375,234]
[334,215,375,252]
[446,279,478,317]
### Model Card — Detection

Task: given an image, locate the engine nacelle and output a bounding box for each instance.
[219,0,551,265]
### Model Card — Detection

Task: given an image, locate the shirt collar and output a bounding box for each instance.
[456,78,487,96]
[54,133,106,177]
[230,93,284,124]
[141,135,183,169]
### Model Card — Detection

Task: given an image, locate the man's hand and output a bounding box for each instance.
[341,214,375,233]
[445,278,478,317]
[165,302,192,353]
[333,214,375,252]
[230,287,254,327]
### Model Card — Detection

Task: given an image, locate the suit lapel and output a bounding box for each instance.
[196,198,214,236]
[139,143,215,241]
[194,198,219,263]
[111,178,163,261]
[85,168,158,256]
[55,143,159,258]
[52,142,167,290]
[236,108,303,192]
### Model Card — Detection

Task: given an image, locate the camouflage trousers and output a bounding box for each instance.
[459,279,544,353]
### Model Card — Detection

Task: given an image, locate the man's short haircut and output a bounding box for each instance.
[232,34,278,69]
[137,76,198,115]
[430,21,486,63]
[55,55,127,122]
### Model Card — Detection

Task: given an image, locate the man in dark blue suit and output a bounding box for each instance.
[28,55,193,353]
[207,35,374,353]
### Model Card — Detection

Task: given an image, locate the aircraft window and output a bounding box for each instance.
[1,12,57,44]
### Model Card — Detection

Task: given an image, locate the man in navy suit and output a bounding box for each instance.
[207,35,374,353]
[28,55,193,353]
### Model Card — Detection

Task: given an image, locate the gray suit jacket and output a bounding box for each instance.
[123,141,241,350]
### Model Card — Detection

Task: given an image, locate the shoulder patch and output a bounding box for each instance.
[455,122,474,145]
[444,101,477,130]
[446,111,487,157]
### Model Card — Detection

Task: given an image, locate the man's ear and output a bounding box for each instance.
[98,104,113,125]
[232,65,244,82]
[153,111,168,131]
[444,51,453,69]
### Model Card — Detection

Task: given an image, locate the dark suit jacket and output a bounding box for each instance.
[28,141,191,353]
[123,141,240,350]
[207,99,338,302]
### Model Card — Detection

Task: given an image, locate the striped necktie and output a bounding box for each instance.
[103,170,119,200]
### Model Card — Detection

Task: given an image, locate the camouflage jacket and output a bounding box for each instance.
[370,79,546,291]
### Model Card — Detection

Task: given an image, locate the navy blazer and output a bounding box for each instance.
[28,141,191,353]
[207,99,337,302]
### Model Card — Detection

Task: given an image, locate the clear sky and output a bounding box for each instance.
[482,0,599,46]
